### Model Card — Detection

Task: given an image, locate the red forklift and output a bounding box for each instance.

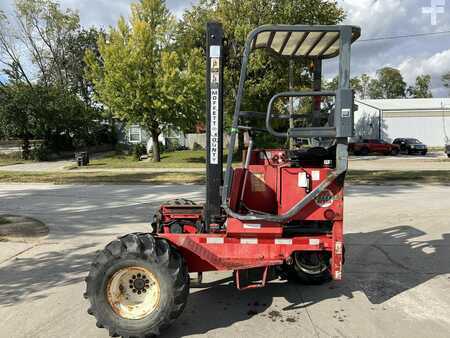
[85,23,361,337]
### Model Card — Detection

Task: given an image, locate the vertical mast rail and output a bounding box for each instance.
[205,22,225,229]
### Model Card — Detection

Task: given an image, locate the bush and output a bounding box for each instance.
[114,143,130,155]
[165,139,178,152]
[192,142,204,151]
[132,143,147,160]
[31,144,50,161]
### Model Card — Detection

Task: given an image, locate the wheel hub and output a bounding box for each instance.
[107,266,160,320]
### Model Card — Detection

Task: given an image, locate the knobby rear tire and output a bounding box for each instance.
[84,233,189,338]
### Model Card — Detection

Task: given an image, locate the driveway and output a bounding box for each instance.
[0,159,72,172]
[0,183,449,337]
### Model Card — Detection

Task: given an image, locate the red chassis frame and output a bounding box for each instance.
[155,149,345,284]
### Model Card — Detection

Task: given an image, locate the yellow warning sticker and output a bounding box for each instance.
[251,173,266,192]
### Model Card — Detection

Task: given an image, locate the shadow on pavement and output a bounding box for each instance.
[0,242,97,306]
[165,225,450,337]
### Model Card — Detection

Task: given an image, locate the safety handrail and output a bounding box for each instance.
[266,91,336,138]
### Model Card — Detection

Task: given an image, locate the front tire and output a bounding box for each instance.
[85,233,189,337]
[391,148,399,156]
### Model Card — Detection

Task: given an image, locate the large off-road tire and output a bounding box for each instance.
[84,233,189,338]
[285,251,331,285]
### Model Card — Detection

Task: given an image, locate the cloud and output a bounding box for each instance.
[333,0,450,96]
[398,49,450,96]
[2,0,450,97]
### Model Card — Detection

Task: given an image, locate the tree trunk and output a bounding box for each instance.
[151,130,160,162]
[22,137,31,160]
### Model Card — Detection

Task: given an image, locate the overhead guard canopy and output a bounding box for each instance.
[250,25,361,59]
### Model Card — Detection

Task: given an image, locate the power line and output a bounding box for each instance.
[356,30,450,42]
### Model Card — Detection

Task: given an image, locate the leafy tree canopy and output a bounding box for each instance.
[85,0,203,161]
[407,74,432,98]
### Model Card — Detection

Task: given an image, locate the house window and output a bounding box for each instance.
[129,126,141,143]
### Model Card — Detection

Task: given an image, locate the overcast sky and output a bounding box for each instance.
[1,0,450,96]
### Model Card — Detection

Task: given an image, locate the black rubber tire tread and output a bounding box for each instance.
[284,252,332,285]
[163,199,197,206]
[85,233,189,338]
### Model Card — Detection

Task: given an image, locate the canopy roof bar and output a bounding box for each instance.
[250,25,360,59]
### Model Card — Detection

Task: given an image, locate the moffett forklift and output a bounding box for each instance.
[85,22,360,337]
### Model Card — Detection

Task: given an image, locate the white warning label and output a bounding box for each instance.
[210,87,219,165]
[209,46,220,165]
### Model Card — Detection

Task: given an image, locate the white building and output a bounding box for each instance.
[354,98,450,147]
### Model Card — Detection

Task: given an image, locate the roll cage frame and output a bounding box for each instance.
[222,24,361,222]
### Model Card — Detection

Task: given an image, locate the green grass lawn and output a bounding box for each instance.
[0,169,449,185]
[0,171,205,184]
[67,150,242,169]
[0,153,29,167]
[346,170,450,184]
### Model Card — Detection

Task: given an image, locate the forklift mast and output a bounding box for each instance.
[205,22,225,229]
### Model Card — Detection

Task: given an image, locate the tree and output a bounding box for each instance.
[0,83,101,158]
[368,78,383,99]
[12,0,80,85]
[0,1,105,157]
[441,72,450,94]
[61,28,105,103]
[0,84,41,158]
[176,0,345,149]
[358,73,371,99]
[368,67,406,99]
[85,0,189,162]
[407,74,432,98]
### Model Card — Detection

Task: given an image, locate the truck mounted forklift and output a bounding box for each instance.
[85,22,361,337]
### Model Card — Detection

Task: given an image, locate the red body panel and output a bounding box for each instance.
[156,149,345,281]
[278,167,344,221]
[159,233,334,272]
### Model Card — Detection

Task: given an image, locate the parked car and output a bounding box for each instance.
[445,143,450,158]
[349,139,400,156]
[392,138,428,155]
